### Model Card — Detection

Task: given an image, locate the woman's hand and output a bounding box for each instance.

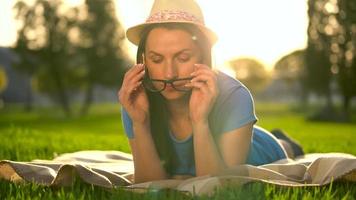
[186,64,219,125]
[118,64,149,124]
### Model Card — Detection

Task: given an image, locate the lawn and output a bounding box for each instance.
[0,102,355,199]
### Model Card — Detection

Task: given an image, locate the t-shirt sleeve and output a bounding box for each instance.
[121,107,134,139]
[214,86,258,135]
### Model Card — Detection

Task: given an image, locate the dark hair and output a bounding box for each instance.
[136,23,212,176]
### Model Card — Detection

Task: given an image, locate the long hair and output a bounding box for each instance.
[136,23,212,175]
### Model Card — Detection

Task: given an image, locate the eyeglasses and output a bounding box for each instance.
[142,66,193,92]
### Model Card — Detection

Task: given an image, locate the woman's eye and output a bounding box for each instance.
[151,56,163,63]
[177,55,191,62]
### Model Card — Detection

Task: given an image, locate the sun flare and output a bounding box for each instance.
[0,0,308,76]
[115,0,308,75]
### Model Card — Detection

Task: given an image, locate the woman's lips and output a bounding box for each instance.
[165,85,174,90]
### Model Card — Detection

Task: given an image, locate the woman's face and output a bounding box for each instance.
[144,27,202,100]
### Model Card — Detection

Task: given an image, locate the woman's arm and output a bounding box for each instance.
[118,64,168,183]
[218,122,253,168]
[193,121,253,176]
[129,120,168,183]
[193,121,225,176]
[187,64,226,176]
[187,64,254,175]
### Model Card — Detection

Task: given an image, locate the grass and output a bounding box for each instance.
[0,102,355,199]
[255,102,356,155]
[0,104,130,161]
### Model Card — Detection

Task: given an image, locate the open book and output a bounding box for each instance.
[1,150,355,195]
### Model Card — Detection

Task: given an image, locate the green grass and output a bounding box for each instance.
[255,102,356,155]
[0,102,355,199]
[0,104,130,161]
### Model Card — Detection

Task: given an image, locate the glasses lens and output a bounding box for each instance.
[143,79,165,92]
[172,79,191,91]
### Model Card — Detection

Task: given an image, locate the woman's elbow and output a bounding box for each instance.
[133,171,168,183]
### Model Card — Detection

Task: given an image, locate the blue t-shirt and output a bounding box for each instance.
[121,71,287,176]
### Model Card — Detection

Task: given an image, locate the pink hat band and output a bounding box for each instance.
[146,10,204,25]
[126,0,217,46]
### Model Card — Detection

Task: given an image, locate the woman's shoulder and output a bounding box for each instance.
[215,70,252,101]
[209,71,257,135]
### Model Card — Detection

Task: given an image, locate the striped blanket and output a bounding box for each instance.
[1,151,355,195]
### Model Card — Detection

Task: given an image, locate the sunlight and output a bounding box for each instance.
[0,1,17,47]
[66,0,83,7]
[0,0,308,74]
[115,0,308,74]
[197,0,308,71]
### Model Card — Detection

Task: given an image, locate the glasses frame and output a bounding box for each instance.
[142,66,194,92]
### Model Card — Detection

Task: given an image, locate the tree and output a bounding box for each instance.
[305,0,356,120]
[275,50,305,85]
[13,0,81,116]
[305,0,333,110]
[229,58,270,95]
[77,0,128,115]
[334,0,356,116]
[13,0,129,116]
[274,50,308,105]
[0,66,6,108]
[0,65,8,99]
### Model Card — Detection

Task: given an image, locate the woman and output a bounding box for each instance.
[118,0,303,183]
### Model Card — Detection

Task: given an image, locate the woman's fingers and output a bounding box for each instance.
[124,64,145,88]
[185,81,210,94]
[122,64,145,85]
[193,64,217,73]
[119,64,145,104]
[191,65,217,81]
[189,64,218,94]
[193,63,210,70]
[191,65,216,77]
[129,69,145,88]
[191,74,216,90]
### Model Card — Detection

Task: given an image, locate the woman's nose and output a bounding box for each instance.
[164,61,177,79]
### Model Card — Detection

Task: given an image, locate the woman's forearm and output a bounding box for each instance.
[193,121,226,176]
[130,121,168,183]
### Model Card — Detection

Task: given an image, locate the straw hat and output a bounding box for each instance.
[126,0,218,46]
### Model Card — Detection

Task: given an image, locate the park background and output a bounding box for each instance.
[0,0,355,199]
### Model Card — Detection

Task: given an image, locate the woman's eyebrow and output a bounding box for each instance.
[147,51,162,57]
[148,49,193,57]
[174,49,193,56]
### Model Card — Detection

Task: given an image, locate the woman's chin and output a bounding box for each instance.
[161,90,190,101]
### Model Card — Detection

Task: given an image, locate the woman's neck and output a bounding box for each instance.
[165,96,190,120]
[166,95,193,139]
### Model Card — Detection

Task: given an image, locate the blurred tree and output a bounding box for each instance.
[275,50,305,85]
[13,0,129,116]
[305,0,333,111]
[335,0,356,116]
[77,0,128,115]
[13,0,80,116]
[229,58,270,95]
[0,65,8,93]
[274,50,308,105]
[306,0,356,120]
[0,66,6,108]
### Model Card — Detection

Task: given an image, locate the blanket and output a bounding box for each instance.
[1,151,355,195]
